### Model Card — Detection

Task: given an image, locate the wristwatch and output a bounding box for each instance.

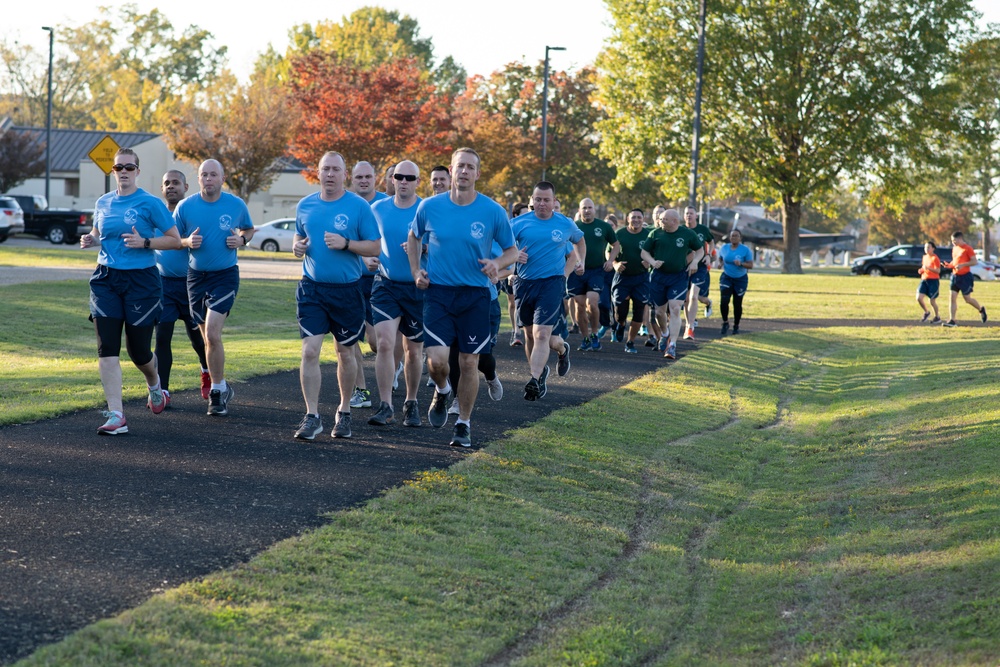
[241,235,248,246]
[344,238,351,251]
[143,238,150,249]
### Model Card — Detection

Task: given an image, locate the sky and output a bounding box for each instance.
[4,1,610,80]
[4,0,999,81]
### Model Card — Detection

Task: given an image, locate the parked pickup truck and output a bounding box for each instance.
[6,194,93,244]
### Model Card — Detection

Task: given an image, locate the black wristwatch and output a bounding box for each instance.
[344,238,351,251]
[143,238,150,249]
[241,235,248,246]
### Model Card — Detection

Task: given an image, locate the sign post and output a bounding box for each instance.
[88,135,121,194]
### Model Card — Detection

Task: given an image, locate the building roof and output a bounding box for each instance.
[9,125,159,173]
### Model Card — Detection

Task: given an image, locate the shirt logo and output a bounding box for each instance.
[676,238,686,248]
[219,214,233,231]
[551,230,564,243]
[470,222,486,240]
[124,208,138,225]
[334,214,349,231]
[594,229,603,237]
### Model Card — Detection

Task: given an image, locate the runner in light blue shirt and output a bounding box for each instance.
[405,147,518,448]
[717,228,754,336]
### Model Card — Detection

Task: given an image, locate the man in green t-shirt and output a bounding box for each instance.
[641,209,704,360]
[568,197,620,351]
[612,208,651,353]
[684,205,715,340]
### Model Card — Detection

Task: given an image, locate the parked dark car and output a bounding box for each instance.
[851,244,995,280]
[6,194,92,244]
[0,196,26,242]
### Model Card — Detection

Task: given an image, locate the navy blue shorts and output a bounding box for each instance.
[423,284,493,354]
[918,278,940,300]
[719,273,748,297]
[950,272,974,296]
[551,311,569,340]
[296,277,365,344]
[370,276,424,341]
[188,265,239,324]
[600,269,614,309]
[359,273,375,326]
[649,270,689,306]
[514,275,567,329]
[159,275,193,324]
[567,267,606,296]
[689,265,711,293]
[611,273,650,307]
[89,265,162,326]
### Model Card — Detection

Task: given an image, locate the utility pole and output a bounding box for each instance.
[42,26,54,204]
[688,0,707,207]
[541,45,566,181]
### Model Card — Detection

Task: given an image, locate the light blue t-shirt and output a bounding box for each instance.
[511,212,583,280]
[719,243,754,278]
[154,243,190,278]
[360,192,390,276]
[93,188,175,270]
[372,196,421,282]
[173,192,253,272]
[411,193,514,288]
[295,191,380,284]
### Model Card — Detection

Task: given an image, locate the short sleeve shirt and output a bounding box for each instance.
[614,227,651,276]
[576,219,617,269]
[511,212,583,280]
[295,191,380,284]
[93,188,175,270]
[174,192,254,272]
[644,226,702,274]
[372,196,421,282]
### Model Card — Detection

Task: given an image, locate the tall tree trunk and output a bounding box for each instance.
[980,180,993,261]
[781,194,803,274]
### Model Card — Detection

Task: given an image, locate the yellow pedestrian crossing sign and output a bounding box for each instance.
[88,136,121,176]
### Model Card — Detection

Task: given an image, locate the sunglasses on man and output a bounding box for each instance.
[112,164,139,172]
[392,173,418,182]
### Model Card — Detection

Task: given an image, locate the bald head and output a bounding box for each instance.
[198,159,224,201]
[392,160,420,204]
[661,209,680,231]
[579,198,595,222]
[352,161,376,199]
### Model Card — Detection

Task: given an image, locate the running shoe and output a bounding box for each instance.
[645,336,656,348]
[524,377,540,401]
[591,333,602,351]
[705,303,713,318]
[162,389,171,410]
[981,307,988,323]
[402,399,421,427]
[614,322,626,342]
[578,336,592,351]
[450,422,472,448]
[448,397,461,417]
[942,319,957,328]
[557,342,571,376]
[537,365,550,399]
[638,325,648,336]
[97,411,128,435]
[392,362,404,391]
[664,343,677,360]
[920,311,930,322]
[332,411,352,438]
[624,340,638,354]
[597,325,608,339]
[427,377,436,387]
[658,336,669,351]
[200,371,211,400]
[721,322,729,336]
[570,323,580,334]
[294,413,323,440]
[428,389,452,428]
[350,387,372,409]
[683,328,695,341]
[930,316,941,324]
[147,387,167,414]
[732,325,740,334]
[486,375,504,401]
[368,401,395,426]
[208,384,234,416]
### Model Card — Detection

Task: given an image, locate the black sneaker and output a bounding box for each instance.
[207,384,234,416]
[645,336,656,348]
[942,319,957,328]
[920,311,930,323]
[537,365,550,399]
[614,322,626,342]
[332,411,352,438]
[981,307,988,323]
[402,399,421,427]
[368,401,394,426]
[721,321,729,336]
[732,325,740,334]
[449,422,472,448]
[624,340,637,354]
[428,389,452,428]
[557,343,571,376]
[294,413,323,440]
[524,377,540,401]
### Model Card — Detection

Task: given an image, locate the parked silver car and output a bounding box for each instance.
[248,218,296,252]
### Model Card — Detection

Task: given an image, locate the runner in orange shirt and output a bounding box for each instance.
[941,231,987,327]
[916,241,941,323]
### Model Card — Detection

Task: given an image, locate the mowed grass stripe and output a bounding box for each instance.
[18,326,998,666]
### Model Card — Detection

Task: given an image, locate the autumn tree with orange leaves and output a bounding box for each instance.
[287,52,453,183]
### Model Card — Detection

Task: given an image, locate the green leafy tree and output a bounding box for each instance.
[0,127,45,193]
[598,0,976,272]
[0,4,225,131]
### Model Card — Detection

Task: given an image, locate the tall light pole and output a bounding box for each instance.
[688,0,707,208]
[42,26,54,204]
[541,45,566,181]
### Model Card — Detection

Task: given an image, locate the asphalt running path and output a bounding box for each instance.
[0,324,693,665]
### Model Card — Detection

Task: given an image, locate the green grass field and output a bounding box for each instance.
[5,247,1000,666]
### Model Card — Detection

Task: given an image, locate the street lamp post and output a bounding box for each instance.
[541,45,566,181]
[688,0,707,208]
[42,26,54,205]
